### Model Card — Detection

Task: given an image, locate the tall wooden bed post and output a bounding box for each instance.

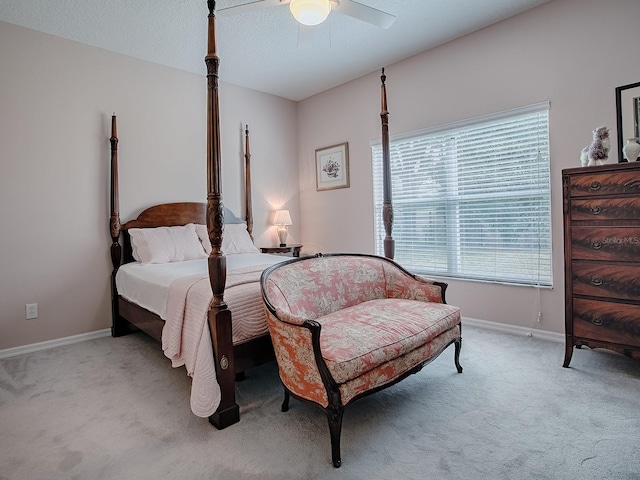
[109,114,124,336]
[244,125,254,241]
[205,0,239,428]
[380,69,394,259]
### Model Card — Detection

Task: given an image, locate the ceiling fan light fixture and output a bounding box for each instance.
[289,0,331,26]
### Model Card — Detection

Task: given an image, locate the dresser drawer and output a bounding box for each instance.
[572,262,640,301]
[573,298,640,348]
[569,170,640,197]
[571,227,640,261]
[570,197,640,221]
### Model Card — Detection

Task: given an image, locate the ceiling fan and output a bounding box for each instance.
[217,0,396,29]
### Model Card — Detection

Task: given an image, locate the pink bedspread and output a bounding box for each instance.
[161,265,271,417]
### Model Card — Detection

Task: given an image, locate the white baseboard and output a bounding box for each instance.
[462,316,564,343]
[0,329,112,359]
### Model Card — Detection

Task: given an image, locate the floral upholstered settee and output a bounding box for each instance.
[260,253,462,468]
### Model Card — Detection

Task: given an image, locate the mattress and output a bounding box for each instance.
[115,253,288,320]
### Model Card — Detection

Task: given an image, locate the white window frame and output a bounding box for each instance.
[371,102,552,287]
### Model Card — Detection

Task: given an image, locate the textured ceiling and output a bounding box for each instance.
[0,0,551,101]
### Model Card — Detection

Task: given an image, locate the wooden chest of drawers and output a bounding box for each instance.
[562,161,640,367]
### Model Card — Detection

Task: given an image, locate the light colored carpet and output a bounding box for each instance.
[1,325,639,480]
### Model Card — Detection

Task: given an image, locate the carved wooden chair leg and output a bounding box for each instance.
[281,389,290,412]
[454,338,463,373]
[326,406,345,468]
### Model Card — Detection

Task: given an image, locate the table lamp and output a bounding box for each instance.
[273,210,292,247]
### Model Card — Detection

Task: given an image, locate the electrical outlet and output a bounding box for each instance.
[26,303,38,319]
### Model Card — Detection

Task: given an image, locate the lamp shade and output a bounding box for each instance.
[289,0,331,26]
[273,210,293,226]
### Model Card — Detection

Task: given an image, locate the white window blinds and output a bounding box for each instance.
[372,102,552,286]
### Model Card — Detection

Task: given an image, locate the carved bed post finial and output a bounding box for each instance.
[110,113,122,269]
[380,68,394,259]
[244,124,254,241]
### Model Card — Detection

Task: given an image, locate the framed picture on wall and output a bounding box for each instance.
[615,81,640,162]
[315,142,350,191]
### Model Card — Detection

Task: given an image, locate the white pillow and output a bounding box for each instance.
[195,224,212,254]
[128,224,207,264]
[196,223,259,255]
[223,223,259,254]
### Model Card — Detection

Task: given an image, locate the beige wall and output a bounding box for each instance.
[3,0,639,349]
[297,0,640,334]
[0,22,299,349]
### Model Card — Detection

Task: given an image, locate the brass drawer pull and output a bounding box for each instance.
[591,240,602,250]
[591,277,603,286]
[590,206,601,215]
[591,316,603,326]
[590,181,601,191]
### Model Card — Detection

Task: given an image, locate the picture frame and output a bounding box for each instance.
[316,142,350,191]
[615,81,640,162]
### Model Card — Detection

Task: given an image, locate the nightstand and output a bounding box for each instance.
[260,244,302,257]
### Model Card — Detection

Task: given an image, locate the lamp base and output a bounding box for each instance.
[277,226,288,247]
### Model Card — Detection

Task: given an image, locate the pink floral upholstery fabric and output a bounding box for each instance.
[383,264,443,303]
[319,299,460,384]
[263,255,461,408]
[264,256,443,319]
[266,310,330,407]
[338,325,460,405]
[265,257,388,319]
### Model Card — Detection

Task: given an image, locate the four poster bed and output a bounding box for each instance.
[109,118,287,428]
[108,0,396,430]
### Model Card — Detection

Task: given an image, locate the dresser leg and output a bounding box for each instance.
[563,339,573,368]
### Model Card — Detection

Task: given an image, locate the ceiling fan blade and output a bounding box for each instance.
[332,0,395,29]
[217,0,289,17]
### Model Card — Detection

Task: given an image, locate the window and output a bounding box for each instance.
[372,102,551,286]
